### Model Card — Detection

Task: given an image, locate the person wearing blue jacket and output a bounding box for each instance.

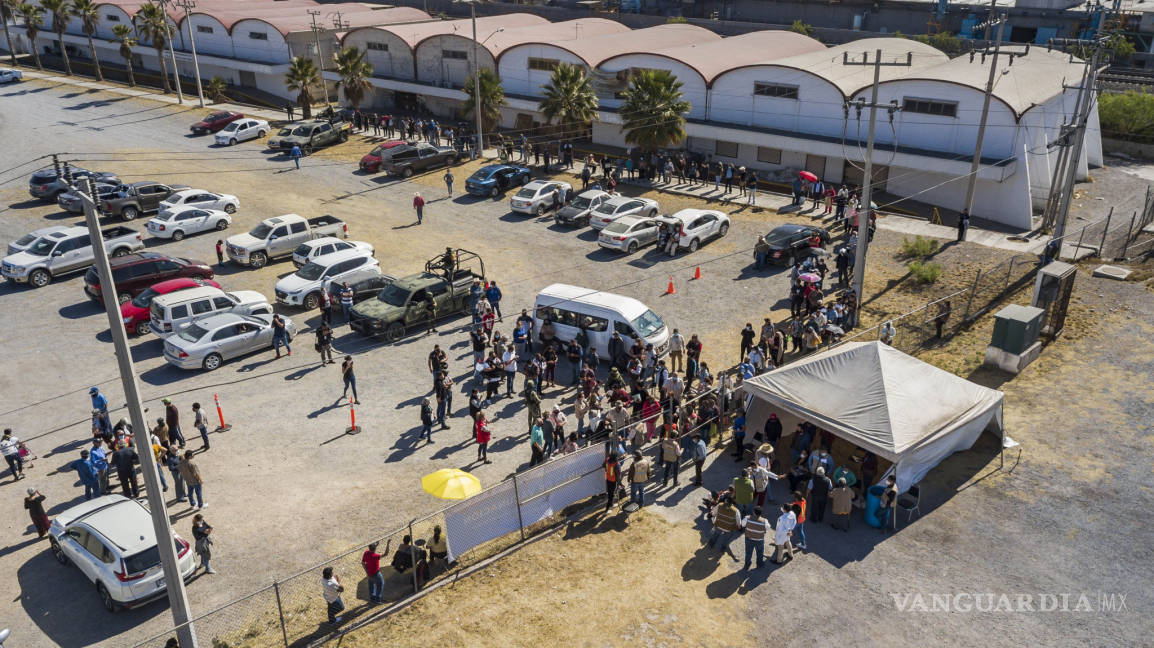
[70,450,100,500]
[485,281,503,320]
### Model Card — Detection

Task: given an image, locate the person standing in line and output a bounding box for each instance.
[660,430,681,486]
[529,416,546,466]
[444,169,454,198]
[316,323,334,366]
[740,323,756,363]
[165,445,185,503]
[485,281,503,320]
[179,450,205,509]
[668,328,685,373]
[807,466,833,523]
[706,495,740,560]
[434,371,453,430]
[790,492,807,550]
[25,487,50,538]
[830,477,853,531]
[733,469,756,516]
[771,502,796,564]
[740,506,770,570]
[69,450,100,500]
[413,192,425,225]
[90,438,110,494]
[362,540,390,604]
[957,209,970,242]
[192,513,215,574]
[164,398,186,449]
[603,454,620,512]
[811,179,824,210]
[419,398,434,444]
[272,315,290,358]
[215,239,224,265]
[340,282,354,324]
[90,387,110,432]
[321,567,345,625]
[475,412,492,464]
[192,402,210,451]
[1,429,24,480]
[341,356,359,404]
[628,450,651,507]
[111,442,140,499]
[290,144,302,170]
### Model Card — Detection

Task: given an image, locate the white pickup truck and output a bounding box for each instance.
[2,225,145,288]
[225,213,347,269]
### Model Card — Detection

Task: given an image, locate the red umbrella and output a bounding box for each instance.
[798,171,819,182]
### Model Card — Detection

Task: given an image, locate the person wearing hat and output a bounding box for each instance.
[69,449,100,500]
[152,417,170,448]
[164,398,186,449]
[90,387,110,433]
[25,488,50,538]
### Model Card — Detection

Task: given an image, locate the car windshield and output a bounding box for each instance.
[291,125,313,136]
[13,233,38,246]
[377,283,410,307]
[248,223,273,238]
[514,188,536,198]
[221,122,239,132]
[207,112,228,121]
[131,287,160,308]
[296,262,326,281]
[369,146,386,157]
[25,237,56,256]
[277,128,291,136]
[631,309,665,338]
[604,221,630,234]
[176,323,209,343]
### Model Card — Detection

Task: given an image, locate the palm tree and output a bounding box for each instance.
[464,67,505,132]
[39,0,73,75]
[285,56,319,119]
[17,3,44,70]
[537,62,599,136]
[133,1,171,93]
[332,46,372,109]
[205,75,227,103]
[72,0,102,80]
[1,0,20,65]
[619,69,690,151]
[110,23,135,86]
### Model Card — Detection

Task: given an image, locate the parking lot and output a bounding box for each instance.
[0,81,802,646]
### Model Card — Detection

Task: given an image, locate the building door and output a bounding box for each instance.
[804,154,826,177]
[238,70,256,88]
[841,161,889,191]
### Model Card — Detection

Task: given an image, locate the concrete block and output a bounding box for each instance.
[984,341,1042,375]
[1092,264,1132,281]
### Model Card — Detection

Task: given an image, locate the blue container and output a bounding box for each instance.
[865,484,884,528]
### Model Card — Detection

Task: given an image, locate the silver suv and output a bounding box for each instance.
[49,495,196,612]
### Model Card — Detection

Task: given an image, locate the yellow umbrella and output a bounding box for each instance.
[421,468,482,500]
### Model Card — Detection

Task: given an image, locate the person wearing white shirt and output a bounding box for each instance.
[1,429,24,480]
[321,567,345,624]
[772,503,797,564]
[668,329,686,373]
[502,348,518,397]
[748,347,766,374]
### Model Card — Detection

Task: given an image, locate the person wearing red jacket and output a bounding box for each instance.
[474,412,492,464]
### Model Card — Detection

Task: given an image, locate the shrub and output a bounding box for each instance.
[909,260,943,284]
[665,16,687,23]
[1099,90,1154,140]
[898,235,940,259]
[790,20,814,36]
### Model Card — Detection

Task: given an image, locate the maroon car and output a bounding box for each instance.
[359,140,410,172]
[83,252,215,304]
[190,111,243,135]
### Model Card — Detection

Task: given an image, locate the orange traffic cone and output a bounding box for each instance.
[693,266,702,280]
[665,276,675,295]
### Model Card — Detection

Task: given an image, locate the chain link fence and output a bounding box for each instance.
[1061,186,1154,261]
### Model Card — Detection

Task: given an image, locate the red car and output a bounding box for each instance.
[190,111,243,135]
[119,277,221,335]
[359,140,410,172]
[84,252,214,304]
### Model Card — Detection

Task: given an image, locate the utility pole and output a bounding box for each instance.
[961,9,1006,225]
[842,49,913,303]
[77,176,197,648]
[158,0,184,104]
[308,10,332,111]
[471,1,482,157]
[176,0,204,107]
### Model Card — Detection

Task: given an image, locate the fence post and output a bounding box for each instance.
[962,269,982,322]
[511,474,527,541]
[1075,224,1086,257]
[1122,212,1138,259]
[408,520,420,593]
[1098,208,1113,257]
[1003,257,1015,293]
[273,580,289,648]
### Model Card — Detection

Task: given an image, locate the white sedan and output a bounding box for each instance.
[0,68,22,83]
[589,196,659,230]
[214,118,269,146]
[146,206,232,240]
[159,189,239,216]
[510,180,572,216]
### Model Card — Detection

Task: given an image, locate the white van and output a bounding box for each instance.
[149,286,272,338]
[532,284,670,360]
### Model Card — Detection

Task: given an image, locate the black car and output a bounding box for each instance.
[29,166,120,200]
[327,275,396,306]
[763,224,831,266]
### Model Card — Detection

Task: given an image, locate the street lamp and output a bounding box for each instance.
[459,0,502,158]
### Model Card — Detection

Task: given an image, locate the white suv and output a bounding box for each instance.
[275,248,381,310]
[292,237,374,268]
[49,495,196,612]
[510,180,572,216]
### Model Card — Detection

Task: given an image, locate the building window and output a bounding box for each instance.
[757,147,782,164]
[106,14,120,21]
[903,97,957,118]
[248,31,268,41]
[715,140,739,158]
[197,25,213,34]
[754,82,799,99]
[366,41,388,52]
[443,49,468,60]
[528,57,559,72]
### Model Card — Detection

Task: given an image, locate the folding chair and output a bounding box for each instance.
[897,485,921,522]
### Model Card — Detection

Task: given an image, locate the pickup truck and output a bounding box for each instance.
[349,249,485,341]
[100,181,190,221]
[381,143,459,178]
[271,119,350,153]
[225,213,348,269]
[1,225,144,288]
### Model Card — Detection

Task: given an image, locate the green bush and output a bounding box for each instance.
[898,235,940,259]
[790,20,815,36]
[665,16,688,23]
[1099,90,1154,140]
[909,260,943,284]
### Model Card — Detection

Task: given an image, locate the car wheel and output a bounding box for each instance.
[520,174,530,185]
[117,292,132,304]
[112,248,129,258]
[490,186,499,198]
[250,252,268,269]
[50,537,69,565]
[97,582,118,613]
[258,130,267,138]
[719,222,729,237]
[303,292,320,311]
[203,353,223,371]
[689,238,700,253]
[171,230,185,241]
[385,322,404,342]
[402,167,413,179]
[627,240,638,254]
[223,204,236,214]
[536,204,545,217]
[340,132,348,143]
[229,138,237,146]
[215,219,229,231]
[648,209,657,218]
[135,322,150,336]
[785,252,796,267]
[29,269,51,288]
[122,206,139,221]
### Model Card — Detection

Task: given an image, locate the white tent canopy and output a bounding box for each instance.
[740,341,1004,490]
